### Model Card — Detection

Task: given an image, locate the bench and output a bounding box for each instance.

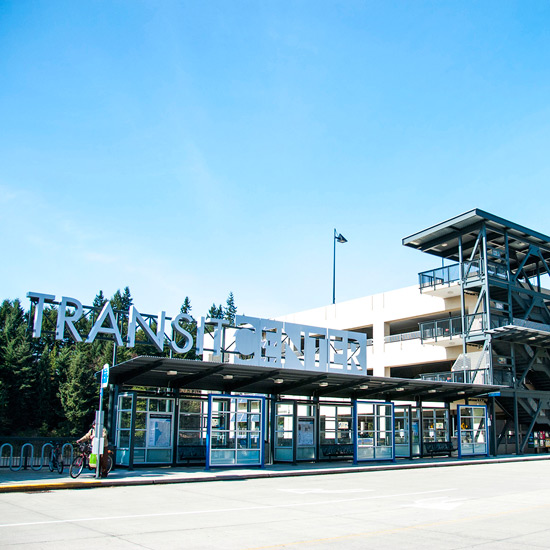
[320,444,354,459]
[178,445,206,463]
[424,441,455,457]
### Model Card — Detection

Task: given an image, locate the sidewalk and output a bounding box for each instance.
[2,454,549,493]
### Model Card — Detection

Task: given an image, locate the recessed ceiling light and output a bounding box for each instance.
[166,370,178,376]
[274,378,284,384]
[223,374,233,380]
[359,384,369,390]
[319,382,329,387]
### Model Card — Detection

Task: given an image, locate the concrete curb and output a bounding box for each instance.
[2,454,549,493]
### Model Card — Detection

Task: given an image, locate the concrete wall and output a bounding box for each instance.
[278,285,475,377]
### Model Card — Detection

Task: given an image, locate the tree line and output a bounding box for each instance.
[0,288,237,437]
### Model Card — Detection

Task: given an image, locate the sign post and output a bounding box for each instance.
[94,363,109,479]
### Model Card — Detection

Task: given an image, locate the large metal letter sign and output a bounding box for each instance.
[27,292,368,376]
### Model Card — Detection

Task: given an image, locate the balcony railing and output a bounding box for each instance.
[463,259,483,280]
[420,316,463,342]
[419,260,486,292]
[420,313,512,343]
[419,368,513,387]
[486,261,508,281]
[419,369,490,385]
[419,264,460,290]
[384,331,421,344]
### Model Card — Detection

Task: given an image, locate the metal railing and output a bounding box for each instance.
[463,259,483,280]
[419,368,513,387]
[0,441,74,471]
[419,259,486,292]
[420,316,463,342]
[487,261,508,281]
[384,331,421,344]
[419,264,460,290]
[420,313,495,342]
[419,369,490,385]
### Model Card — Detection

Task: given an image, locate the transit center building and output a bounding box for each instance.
[31,209,550,469]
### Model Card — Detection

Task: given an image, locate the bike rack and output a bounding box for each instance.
[0,442,75,471]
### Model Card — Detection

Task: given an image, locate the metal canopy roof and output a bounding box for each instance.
[402,209,550,277]
[110,356,503,402]
[488,322,550,347]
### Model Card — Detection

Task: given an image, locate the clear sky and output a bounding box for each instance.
[1,1,550,319]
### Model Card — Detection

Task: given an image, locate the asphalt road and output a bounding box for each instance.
[1,460,549,549]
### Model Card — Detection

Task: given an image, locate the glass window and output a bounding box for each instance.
[356,401,394,461]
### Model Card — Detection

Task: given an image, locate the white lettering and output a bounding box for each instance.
[26,292,55,338]
[56,296,84,342]
[234,315,262,363]
[170,313,194,354]
[86,302,123,346]
[127,306,166,351]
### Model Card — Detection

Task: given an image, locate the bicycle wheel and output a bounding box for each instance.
[69,456,84,478]
[57,458,64,475]
[106,454,113,473]
[48,457,54,472]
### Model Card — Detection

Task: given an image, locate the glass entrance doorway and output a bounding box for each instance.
[458,405,488,457]
[394,406,411,458]
[274,402,317,462]
[354,401,394,462]
[115,393,174,466]
[319,403,353,460]
[206,395,265,468]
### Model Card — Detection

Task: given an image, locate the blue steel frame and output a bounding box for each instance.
[457,404,489,458]
[353,400,395,464]
[205,394,266,471]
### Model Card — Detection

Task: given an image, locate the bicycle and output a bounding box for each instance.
[48,442,64,474]
[70,443,113,478]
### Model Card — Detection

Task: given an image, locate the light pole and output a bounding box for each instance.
[333,229,348,304]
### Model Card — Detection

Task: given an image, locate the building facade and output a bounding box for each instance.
[44,209,550,469]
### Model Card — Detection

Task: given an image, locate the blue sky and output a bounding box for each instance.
[1,1,550,319]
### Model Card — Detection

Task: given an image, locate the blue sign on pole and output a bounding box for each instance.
[101,365,110,388]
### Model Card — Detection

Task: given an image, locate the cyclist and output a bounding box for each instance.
[77,421,109,477]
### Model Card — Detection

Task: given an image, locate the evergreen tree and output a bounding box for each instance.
[49,346,73,432]
[224,292,237,324]
[0,300,35,434]
[181,296,192,316]
[93,290,106,309]
[58,345,97,435]
[207,303,222,319]
[111,286,133,315]
[172,297,197,360]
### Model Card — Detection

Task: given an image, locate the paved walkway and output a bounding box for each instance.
[2,453,550,493]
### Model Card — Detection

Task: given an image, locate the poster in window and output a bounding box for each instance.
[148,414,172,447]
[298,419,314,446]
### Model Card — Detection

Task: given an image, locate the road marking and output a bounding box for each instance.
[0,488,454,528]
[279,488,374,495]
[243,502,550,550]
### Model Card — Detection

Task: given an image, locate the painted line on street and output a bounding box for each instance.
[0,488,455,528]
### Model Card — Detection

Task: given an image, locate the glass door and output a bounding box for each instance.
[207,395,264,468]
[458,405,488,457]
[177,398,208,463]
[394,406,411,458]
[319,404,353,459]
[355,401,394,462]
[137,397,174,464]
[297,404,316,461]
[275,402,293,462]
[115,392,135,466]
